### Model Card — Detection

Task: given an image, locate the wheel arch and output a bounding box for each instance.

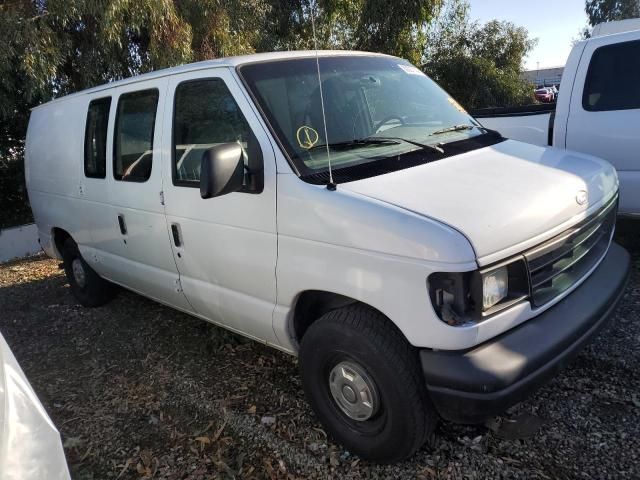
[291,290,404,346]
[51,227,73,258]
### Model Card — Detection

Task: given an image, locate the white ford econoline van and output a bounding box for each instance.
[25,51,630,463]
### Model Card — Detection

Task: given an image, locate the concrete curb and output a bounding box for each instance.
[0,224,41,264]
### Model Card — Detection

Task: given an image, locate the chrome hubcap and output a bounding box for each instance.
[71,259,87,288]
[328,361,379,421]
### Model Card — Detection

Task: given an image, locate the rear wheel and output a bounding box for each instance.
[298,304,437,463]
[62,238,116,307]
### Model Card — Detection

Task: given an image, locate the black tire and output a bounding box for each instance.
[62,238,116,307]
[299,304,437,463]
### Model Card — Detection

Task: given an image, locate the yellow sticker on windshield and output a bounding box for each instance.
[296,125,320,149]
[447,97,467,114]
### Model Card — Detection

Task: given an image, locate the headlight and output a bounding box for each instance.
[481,266,508,310]
[428,258,529,326]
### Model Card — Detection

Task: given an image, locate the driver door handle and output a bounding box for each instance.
[117,214,127,235]
[171,223,182,247]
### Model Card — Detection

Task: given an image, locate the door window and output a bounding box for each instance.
[173,78,262,191]
[114,89,159,182]
[583,40,640,112]
[84,97,111,178]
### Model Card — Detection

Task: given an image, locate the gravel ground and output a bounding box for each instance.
[0,222,638,480]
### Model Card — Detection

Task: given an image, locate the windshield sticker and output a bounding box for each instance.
[447,97,467,113]
[398,64,424,76]
[296,125,320,149]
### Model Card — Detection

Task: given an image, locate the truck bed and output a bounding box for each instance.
[470,103,556,147]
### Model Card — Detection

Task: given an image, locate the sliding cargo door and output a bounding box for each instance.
[99,79,192,311]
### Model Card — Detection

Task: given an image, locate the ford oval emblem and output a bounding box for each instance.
[576,190,588,205]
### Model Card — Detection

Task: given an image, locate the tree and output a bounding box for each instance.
[585,0,640,26]
[351,0,440,65]
[0,0,271,228]
[423,0,536,109]
[257,0,441,65]
[0,0,443,118]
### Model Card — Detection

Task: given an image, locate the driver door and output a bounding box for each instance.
[160,68,280,345]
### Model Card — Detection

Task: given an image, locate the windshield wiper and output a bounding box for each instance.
[369,136,444,154]
[308,138,402,151]
[308,136,444,155]
[430,124,478,136]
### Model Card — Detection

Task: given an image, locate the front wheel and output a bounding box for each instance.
[62,238,116,307]
[298,304,437,463]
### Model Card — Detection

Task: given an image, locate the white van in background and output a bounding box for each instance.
[474,19,640,216]
[25,51,630,463]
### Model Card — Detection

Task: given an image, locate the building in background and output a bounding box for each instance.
[522,66,564,87]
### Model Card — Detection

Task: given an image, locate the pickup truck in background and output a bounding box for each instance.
[472,19,640,216]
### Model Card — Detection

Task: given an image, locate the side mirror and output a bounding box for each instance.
[200,143,245,199]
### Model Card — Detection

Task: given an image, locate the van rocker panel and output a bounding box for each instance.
[420,242,630,423]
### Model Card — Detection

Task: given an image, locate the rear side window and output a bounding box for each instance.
[84,97,111,178]
[114,89,159,182]
[583,40,640,112]
[173,78,262,190]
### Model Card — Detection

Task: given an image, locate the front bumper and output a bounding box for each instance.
[420,242,631,424]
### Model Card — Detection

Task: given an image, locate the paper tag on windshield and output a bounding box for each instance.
[447,97,467,114]
[398,64,424,76]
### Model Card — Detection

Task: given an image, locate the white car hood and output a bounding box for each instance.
[0,333,70,480]
[341,139,618,264]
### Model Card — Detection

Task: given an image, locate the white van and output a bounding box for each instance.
[25,51,630,463]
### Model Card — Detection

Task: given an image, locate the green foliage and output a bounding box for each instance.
[423,0,536,109]
[257,0,441,65]
[351,0,439,65]
[0,0,272,228]
[0,152,33,230]
[585,0,640,26]
[426,55,535,110]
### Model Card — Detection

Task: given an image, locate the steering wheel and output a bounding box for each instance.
[374,115,405,133]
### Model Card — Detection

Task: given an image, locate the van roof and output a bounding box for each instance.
[32,50,393,110]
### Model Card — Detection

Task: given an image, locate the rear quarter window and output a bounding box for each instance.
[113,89,159,182]
[583,40,640,112]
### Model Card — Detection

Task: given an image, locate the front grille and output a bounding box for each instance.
[524,196,617,307]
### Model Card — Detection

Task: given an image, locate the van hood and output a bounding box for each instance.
[340,139,618,264]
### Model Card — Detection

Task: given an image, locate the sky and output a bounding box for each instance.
[468,0,588,70]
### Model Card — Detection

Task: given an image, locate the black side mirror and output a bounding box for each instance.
[200,143,245,199]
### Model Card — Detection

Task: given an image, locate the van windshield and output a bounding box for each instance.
[238,55,489,180]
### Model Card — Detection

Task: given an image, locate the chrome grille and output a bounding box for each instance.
[525,197,617,307]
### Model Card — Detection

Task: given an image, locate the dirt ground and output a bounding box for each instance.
[0,222,638,480]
